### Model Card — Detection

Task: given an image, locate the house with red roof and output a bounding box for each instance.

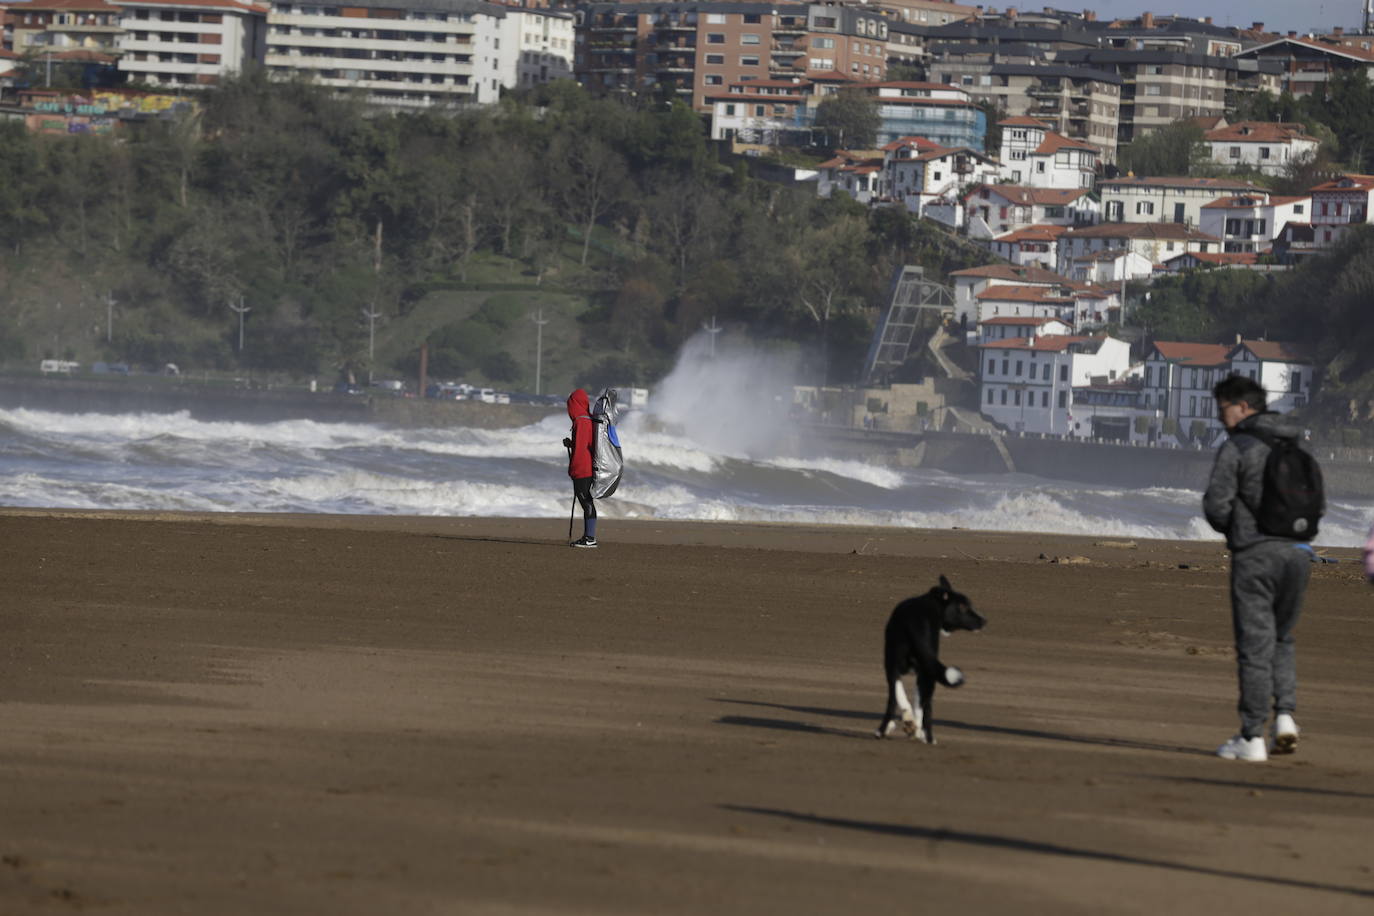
[1159,251,1261,274]
[1204,122,1320,176]
[1308,173,1374,249]
[814,150,886,203]
[996,116,1098,190]
[977,333,1131,437]
[879,135,999,220]
[976,315,1072,345]
[964,183,1097,242]
[947,262,1070,327]
[1057,222,1220,278]
[1198,192,1310,253]
[985,224,1069,271]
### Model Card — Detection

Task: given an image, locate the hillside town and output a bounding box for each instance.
[1,0,1370,445]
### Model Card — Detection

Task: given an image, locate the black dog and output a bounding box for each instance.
[875,575,986,743]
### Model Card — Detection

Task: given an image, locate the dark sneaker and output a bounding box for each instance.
[570,536,598,548]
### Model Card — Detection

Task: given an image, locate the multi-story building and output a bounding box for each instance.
[861,80,983,148]
[965,184,1096,238]
[1197,193,1310,253]
[9,0,125,55]
[1308,173,1374,249]
[997,116,1096,189]
[978,333,1131,437]
[574,3,886,114]
[493,2,574,92]
[1233,33,1374,98]
[1203,121,1320,177]
[1057,222,1220,278]
[708,76,811,149]
[879,134,999,218]
[263,0,499,109]
[1053,48,1281,145]
[948,262,1067,327]
[985,224,1068,271]
[115,0,267,89]
[1099,176,1265,227]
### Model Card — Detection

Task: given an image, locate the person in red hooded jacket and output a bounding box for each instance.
[563,388,598,547]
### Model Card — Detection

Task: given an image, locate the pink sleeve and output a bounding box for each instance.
[1365,524,1374,584]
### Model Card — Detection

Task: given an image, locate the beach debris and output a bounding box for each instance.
[1093,540,1138,549]
[1051,555,1092,565]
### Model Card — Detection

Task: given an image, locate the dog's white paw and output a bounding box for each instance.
[945,666,964,687]
[901,716,916,738]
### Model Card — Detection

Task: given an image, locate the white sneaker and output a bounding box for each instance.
[1270,714,1299,755]
[1216,734,1268,762]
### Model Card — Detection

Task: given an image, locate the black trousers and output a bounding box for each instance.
[573,476,596,520]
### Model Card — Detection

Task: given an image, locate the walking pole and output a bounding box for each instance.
[569,495,577,541]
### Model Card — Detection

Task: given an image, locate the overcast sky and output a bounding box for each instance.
[1075,1,1370,34]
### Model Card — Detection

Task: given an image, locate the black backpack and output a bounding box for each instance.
[1244,427,1324,541]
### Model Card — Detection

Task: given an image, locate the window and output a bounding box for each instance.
[1058,390,1067,408]
[987,388,995,404]
[704,74,723,85]
[754,105,764,116]
[724,103,735,116]
[741,33,760,45]
[740,55,759,66]
[743,13,761,23]
[1015,360,1023,376]
[1294,204,1305,214]
[1002,359,1010,375]
[1290,370,1302,393]
[707,33,725,44]
[1000,389,1008,405]
[1042,391,1049,408]
[1260,147,1271,159]
[1042,364,1051,380]
[1136,201,1155,216]
[987,360,996,375]
[813,37,834,49]
[1059,365,1068,382]
[1189,395,1197,416]
[705,53,724,64]
[706,13,725,23]
[1013,390,1021,407]
[1145,365,1153,386]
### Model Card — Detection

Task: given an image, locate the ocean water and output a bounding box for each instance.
[2,336,1370,548]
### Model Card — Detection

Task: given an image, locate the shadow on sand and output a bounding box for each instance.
[720,804,1374,899]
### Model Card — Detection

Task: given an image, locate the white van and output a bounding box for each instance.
[40,360,79,375]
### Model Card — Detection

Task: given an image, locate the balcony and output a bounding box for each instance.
[771,42,804,55]
[655,19,696,32]
[589,17,638,32]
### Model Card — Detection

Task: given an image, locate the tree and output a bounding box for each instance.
[813,89,881,150]
[552,136,628,266]
[788,208,872,381]
[1118,119,1207,177]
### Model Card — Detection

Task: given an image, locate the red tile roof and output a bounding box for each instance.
[1035,132,1099,155]
[1101,176,1264,191]
[998,116,1052,128]
[979,316,1072,326]
[992,225,1070,242]
[949,264,1068,283]
[970,185,1091,206]
[974,284,1074,302]
[1232,340,1309,362]
[1309,174,1374,192]
[1166,251,1260,266]
[1204,121,1318,144]
[980,334,1101,352]
[1150,342,1231,366]
[1063,223,1220,242]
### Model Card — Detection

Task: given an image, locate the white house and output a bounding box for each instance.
[1159,251,1261,273]
[948,262,1071,327]
[978,334,1131,437]
[1099,176,1265,227]
[815,151,884,203]
[494,4,574,93]
[1057,222,1220,278]
[1204,121,1320,176]
[997,116,1098,189]
[1308,173,1374,249]
[974,283,1076,325]
[880,136,1000,220]
[1229,339,1313,414]
[964,184,1096,238]
[1198,193,1310,253]
[976,315,1072,344]
[114,0,268,89]
[987,225,1069,270]
[710,78,812,148]
[1065,248,1155,284]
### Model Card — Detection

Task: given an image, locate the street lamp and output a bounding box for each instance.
[229,296,250,353]
[702,314,722,358]
[361,304,382,382]
[104,291,116,344]
[529,308,549,395]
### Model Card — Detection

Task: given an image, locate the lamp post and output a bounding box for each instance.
[529,308,549,395]
[104,291,116,344]
[361,304,382,383]
[703,314,722,358]
[229,296,250,353]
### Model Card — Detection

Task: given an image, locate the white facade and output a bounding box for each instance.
[1066,249,1154,284]
[986,226,1066,270]
[1205,122,1320,177]
[264,0,493,109]
[965,185,1097,238]
[997,117,1097,190]
[978,335,1131,436]
[881,139,999,218]
[976,316,1071,344]
[1100,176,1264,228]
[115,0,267,88]
[1309,174,1374,249]
[1057,223,1219,278]
[1198,194,1310,253]
[497,5,572,92]
[948,263,1067,327]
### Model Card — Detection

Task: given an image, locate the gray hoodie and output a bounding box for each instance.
[1203,411,1314,552]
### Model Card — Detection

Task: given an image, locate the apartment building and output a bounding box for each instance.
[1054,48,1281,145]
[1057,222,1220,278]
[1099,176,1264,227]
[115,0,267,88]
[574,3,886,113]
[978,333,1131,437]
[1234,34,1374,98]
[1197,193,1310,253]
[708,76,811,148]
[9,0,124,54]
[997,116,1097,189]
[965,184,1096,238]
[491,2,573,91]
[263,0,500,108]
[1309,173,1374,248]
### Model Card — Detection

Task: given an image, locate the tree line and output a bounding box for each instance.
[0,72,990,390]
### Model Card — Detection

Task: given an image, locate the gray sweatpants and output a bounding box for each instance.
[1230,540,1312,738]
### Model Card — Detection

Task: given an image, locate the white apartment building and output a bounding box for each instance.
[997,116,1097,189]
[947,262,1068,327]
[1099,175,1264,227]
[115,0,267,89]
[986,225,1067,271]
[1065,248,1153,284]
[978,333,1131,436]
[1198,193,1309,253]
[880,136,999,219]
[1204,121,1320,176]
[492,3,572,92]
[264,0,501,109]
[976,315,1071,344]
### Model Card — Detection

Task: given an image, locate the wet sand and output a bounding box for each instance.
[2,510,1372,914]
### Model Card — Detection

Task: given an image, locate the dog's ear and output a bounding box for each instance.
[938,574,952,594]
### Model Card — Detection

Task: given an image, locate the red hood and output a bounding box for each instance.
[567,388,590,419]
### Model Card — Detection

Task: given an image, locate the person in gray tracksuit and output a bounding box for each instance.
[1203,374,1318,762]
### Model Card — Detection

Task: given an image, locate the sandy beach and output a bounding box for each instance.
[2,510,1372,914]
